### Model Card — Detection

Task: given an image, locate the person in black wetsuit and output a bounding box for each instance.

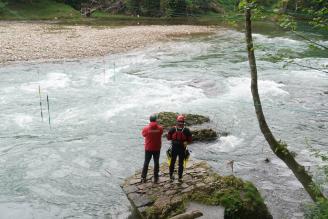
[167,115,192,182]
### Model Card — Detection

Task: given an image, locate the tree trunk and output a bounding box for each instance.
[244,2,326,202]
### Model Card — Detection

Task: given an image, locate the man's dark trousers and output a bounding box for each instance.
[141,151,160,179]
[169,145,185,179]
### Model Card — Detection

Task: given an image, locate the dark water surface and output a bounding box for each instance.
[0,26,327,219]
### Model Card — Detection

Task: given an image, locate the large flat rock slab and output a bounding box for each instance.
[121,161,272,219]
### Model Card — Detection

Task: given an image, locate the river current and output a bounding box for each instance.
[0,26,327,219]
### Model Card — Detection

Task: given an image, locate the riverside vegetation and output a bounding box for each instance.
[0,0,326,28]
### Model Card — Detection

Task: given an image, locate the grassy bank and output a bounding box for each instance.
[0,0,79,20]
[0,0,240,26]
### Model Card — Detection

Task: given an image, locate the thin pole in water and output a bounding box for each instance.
[113,62,116,82]
[103,57,106,83]
[38,85,44,122]
[47,94,51,128]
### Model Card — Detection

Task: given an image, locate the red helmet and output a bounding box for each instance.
[176,115,185,123]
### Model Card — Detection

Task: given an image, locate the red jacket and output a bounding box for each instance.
[142,122,163,151]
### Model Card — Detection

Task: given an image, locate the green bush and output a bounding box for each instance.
[305,199,328,219]
[60,0,88,10]
[127,0,140,15]
[0,0,8,14]
[143,0,161,16]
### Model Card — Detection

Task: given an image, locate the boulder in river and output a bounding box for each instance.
[191,129,218,142]
[157,112,210,129]
[157,112,221,142]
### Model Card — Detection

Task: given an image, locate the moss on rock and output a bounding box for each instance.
[157,112,218,142]
[190,174,272,219]
[157,112,210,129]
[122,161,272,219]
[191,129,218,142]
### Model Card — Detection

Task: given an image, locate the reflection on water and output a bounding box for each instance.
[0,27,327,219]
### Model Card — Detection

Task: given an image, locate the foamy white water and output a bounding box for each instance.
[0,27,327,219]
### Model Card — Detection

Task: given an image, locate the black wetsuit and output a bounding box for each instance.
[167,126,192,178]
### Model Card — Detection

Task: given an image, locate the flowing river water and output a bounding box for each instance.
[0,25,327,219]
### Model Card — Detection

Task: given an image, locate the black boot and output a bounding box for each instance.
[170,175,175,182]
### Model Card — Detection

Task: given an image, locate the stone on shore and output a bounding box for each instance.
[0,22,215,65]
[121,161,272,219]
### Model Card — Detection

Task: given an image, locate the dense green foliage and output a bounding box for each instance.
[241,0,328,30]
[124,0,225,17]
[0,0,8,14]
[58,0,89,10]
[0,0,79,19]
[1,0,326,21]
[305,199,328,219]
[304,143,328,219]
[289,0,328,30]
[0,0,228,18]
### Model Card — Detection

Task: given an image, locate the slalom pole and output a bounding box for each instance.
[113,62,116,82]
[38,85,44,122]
[103,57,106,83]
[46,94,51,128]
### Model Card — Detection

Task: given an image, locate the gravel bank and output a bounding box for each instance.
[0,22,215,65]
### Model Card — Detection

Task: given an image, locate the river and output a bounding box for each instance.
[0,25,327,219]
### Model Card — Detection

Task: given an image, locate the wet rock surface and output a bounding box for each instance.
[191,129,218,142]
[121,161,272,219]
[157,112,210,129]
[157,112,222,142]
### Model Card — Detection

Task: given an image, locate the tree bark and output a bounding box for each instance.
[244,2,326,202]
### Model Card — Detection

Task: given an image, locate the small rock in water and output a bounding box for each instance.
[264,158,270,163]
[323,91,328,95]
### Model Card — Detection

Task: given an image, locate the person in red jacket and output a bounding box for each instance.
[167,115,192,182]
[141,114,163,183]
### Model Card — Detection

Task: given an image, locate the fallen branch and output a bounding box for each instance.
[169,210,203,219]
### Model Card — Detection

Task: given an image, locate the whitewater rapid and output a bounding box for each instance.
[0,28,327,219]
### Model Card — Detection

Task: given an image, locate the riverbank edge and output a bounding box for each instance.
[122,160,273,219]
[0,22,217,66]
[0,22,216,66]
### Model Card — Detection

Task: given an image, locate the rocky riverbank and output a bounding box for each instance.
[0,22,215,65]
[121,161,272,219]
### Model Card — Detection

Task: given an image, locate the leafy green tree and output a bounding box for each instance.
[0,0,8,14]
[296,0,328,30]
[304,143,328,219]
[143,0,161,16]
[61,0,89,10]
[166,0,186,16]
[242,0,327,217]
[127,0,140,15]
